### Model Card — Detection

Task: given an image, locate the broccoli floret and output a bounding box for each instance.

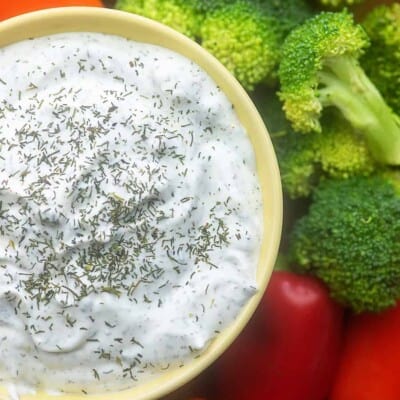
[362,3,400,115]
[200,0,312,90]
[290,174,400,312]
[278,11,400,165]
[115,0,202,39]
[265,87,375,198]
[317,111,376,179]
[274,113,375,198]
[199,0,280,91]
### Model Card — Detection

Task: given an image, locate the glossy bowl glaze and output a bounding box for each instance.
[0,7,282,400]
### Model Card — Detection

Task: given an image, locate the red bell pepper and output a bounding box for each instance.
[330,301,400,400]
[213,270,344,400]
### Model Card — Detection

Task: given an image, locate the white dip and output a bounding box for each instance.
[0,32,263,395]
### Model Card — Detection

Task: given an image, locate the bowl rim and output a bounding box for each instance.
[0,7,283,400]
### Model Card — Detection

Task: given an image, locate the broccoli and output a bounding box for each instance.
[289,173,400,313]
[278,11,400,166]
[199,0,280,90]
[362,3,400,116]
[262,87,375,198]
[274,112,375,198]
[115,0,202,39]
[316,111,376,180]
[200,0,312,90]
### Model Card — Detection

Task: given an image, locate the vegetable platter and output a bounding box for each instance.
[1,0,398,399]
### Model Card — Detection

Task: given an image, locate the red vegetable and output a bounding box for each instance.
[330,301,400,400]
[0,0,104,21]
[214,270,344,400]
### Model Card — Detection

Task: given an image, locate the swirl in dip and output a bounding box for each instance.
[0,32,263,396]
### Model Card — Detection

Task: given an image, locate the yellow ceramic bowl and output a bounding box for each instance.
[0,7,282,400]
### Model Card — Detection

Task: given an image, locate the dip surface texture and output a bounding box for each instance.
[0,33,263,395]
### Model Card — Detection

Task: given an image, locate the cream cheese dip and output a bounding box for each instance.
[0,32,263,396]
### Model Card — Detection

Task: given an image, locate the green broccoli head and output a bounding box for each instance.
[275,114,375,198]
[268,91,376,198]
[362,3,400,116]
[278,10,400,166]
[316,111,376,179]
[115,0,202,39]
[200,0,280,90]
[290,174,400,312]
[278,11,368,133]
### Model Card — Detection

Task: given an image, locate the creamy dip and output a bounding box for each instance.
[0,32,263,396]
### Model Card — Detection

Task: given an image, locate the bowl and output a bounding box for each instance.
[0,7,282,400]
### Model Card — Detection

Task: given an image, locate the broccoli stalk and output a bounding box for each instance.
[289,174,400,313]
[318,55,400,164]
[278,11,400,166]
